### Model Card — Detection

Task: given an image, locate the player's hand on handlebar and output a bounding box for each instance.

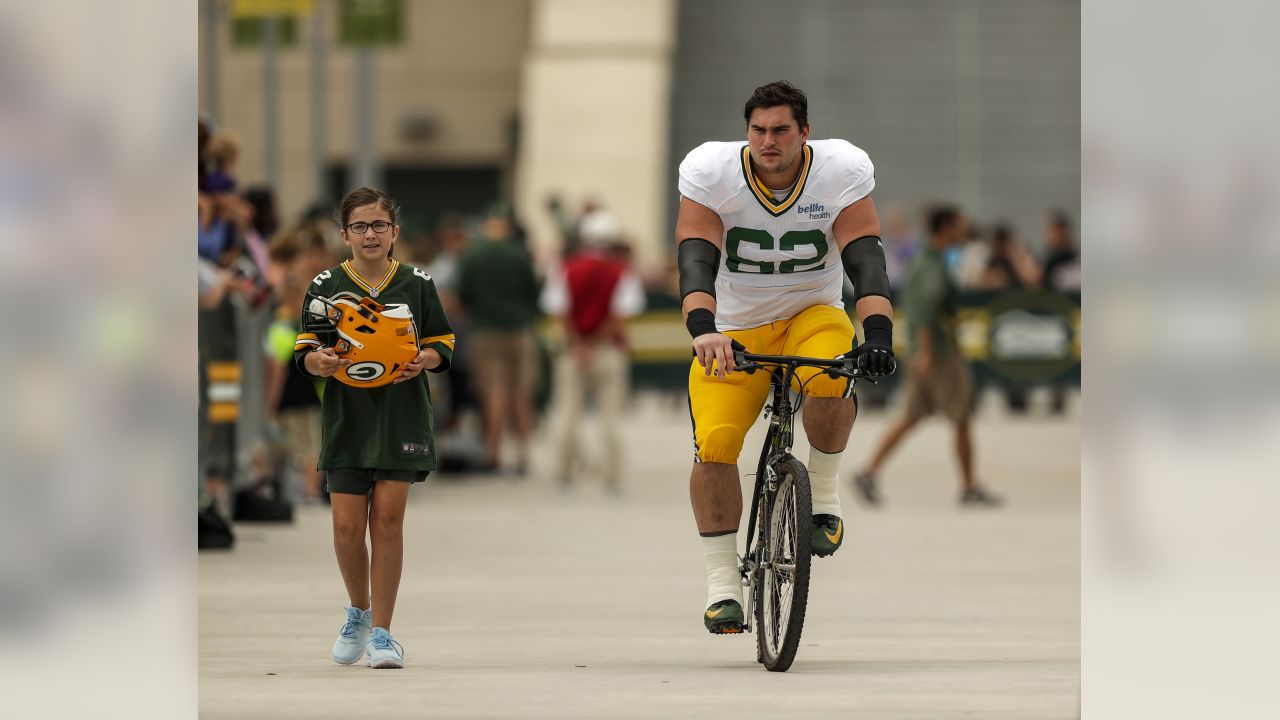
[305,347,352,377]
[693,333,742,380]
[854,337,897,377]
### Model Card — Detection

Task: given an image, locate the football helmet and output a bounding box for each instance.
[302,291,420,388]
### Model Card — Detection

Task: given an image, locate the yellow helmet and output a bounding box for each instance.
[303,291,419,388]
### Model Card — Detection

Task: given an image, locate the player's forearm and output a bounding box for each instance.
[681,291,716,318]
[677,235,722,337]
[854,295,892,324]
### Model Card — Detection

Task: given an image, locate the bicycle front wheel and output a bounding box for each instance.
[754,457,812,672]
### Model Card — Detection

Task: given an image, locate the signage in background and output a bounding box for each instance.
[338,0,403,47]
[229,0,314,48]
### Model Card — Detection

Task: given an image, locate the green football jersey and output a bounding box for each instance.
[293,259,455,472]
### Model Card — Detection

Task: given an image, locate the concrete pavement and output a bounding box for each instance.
[199,394,1078,719]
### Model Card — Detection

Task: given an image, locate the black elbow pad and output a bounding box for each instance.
[677,237,720,301]
[841,235,892,301]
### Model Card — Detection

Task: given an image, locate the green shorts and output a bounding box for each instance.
[324,468,429,496]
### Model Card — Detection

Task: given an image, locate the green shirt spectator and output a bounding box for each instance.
[902,247,958,357]
[457,228,540,331]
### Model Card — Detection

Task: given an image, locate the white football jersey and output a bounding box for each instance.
[678,139,875,330]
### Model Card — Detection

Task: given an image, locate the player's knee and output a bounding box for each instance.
[696,425,746,465]
[803,372,851,399]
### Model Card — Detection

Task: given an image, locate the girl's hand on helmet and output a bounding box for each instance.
[393,349,440,383]
[305,347,351,377]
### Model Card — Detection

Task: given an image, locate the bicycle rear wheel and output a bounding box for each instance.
[754,457,812,672]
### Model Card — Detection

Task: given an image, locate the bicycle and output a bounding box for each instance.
[730,346,864,672]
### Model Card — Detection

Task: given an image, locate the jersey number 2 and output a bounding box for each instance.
[725,228,827,274]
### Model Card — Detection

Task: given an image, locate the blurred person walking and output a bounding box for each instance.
[456,204,541,475]
[539,209,646,493]
[294,187,456,669]
[854,206,1002,507]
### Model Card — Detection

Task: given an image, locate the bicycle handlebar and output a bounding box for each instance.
[735,350,853,369]
[690,341,866,378]
[733,348,863,378]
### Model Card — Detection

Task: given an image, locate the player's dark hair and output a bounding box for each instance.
[744,81,809,128]
[927,205,961,236]
[337,186,401,258]
[336,186,401,229]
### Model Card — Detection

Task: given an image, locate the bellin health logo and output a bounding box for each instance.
[797,202,831,221]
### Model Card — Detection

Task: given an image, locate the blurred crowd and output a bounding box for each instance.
[198,118,1080,546]
[877,205,1081,300]
[873,204,1081,414]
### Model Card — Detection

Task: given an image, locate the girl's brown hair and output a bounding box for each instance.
[335,186,400,229]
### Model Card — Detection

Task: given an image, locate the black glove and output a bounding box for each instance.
[855,314,897,377]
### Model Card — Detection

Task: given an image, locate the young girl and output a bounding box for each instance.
[294,187,455,668]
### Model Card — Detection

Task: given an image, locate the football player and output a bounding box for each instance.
[294,187,456,668]
[676,81,897,633]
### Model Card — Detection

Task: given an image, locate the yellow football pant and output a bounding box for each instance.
[687,304,855,465]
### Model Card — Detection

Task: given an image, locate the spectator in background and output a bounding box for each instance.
[205,129,241,195]
[199,119,212,191]
[264,225,335,503]
[978,223,1041,413]
[424,214,472,430]
[979,223,1041,290]
[198,257,241,310]
[457,204,541,474]
[1042,210,1081,292]
[425,214,466,310]
[545,194,579,252]
[948,219,990,289]
[1042,210,1081,415]
[882,205,920,289]
[540,209,645,493]
[855,206,1002,507]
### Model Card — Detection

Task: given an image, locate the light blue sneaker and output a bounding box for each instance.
[331,606,372,665]
[366,627,405,669]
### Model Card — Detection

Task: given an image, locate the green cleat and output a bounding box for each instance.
[811,514,843,558]
[703,599,746,634]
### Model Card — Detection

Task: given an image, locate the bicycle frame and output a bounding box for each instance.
[740,365,789,632]
[737,352,859,632]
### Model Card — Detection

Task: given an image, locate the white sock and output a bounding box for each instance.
[808,447,843,516]
[701,533,743,606]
